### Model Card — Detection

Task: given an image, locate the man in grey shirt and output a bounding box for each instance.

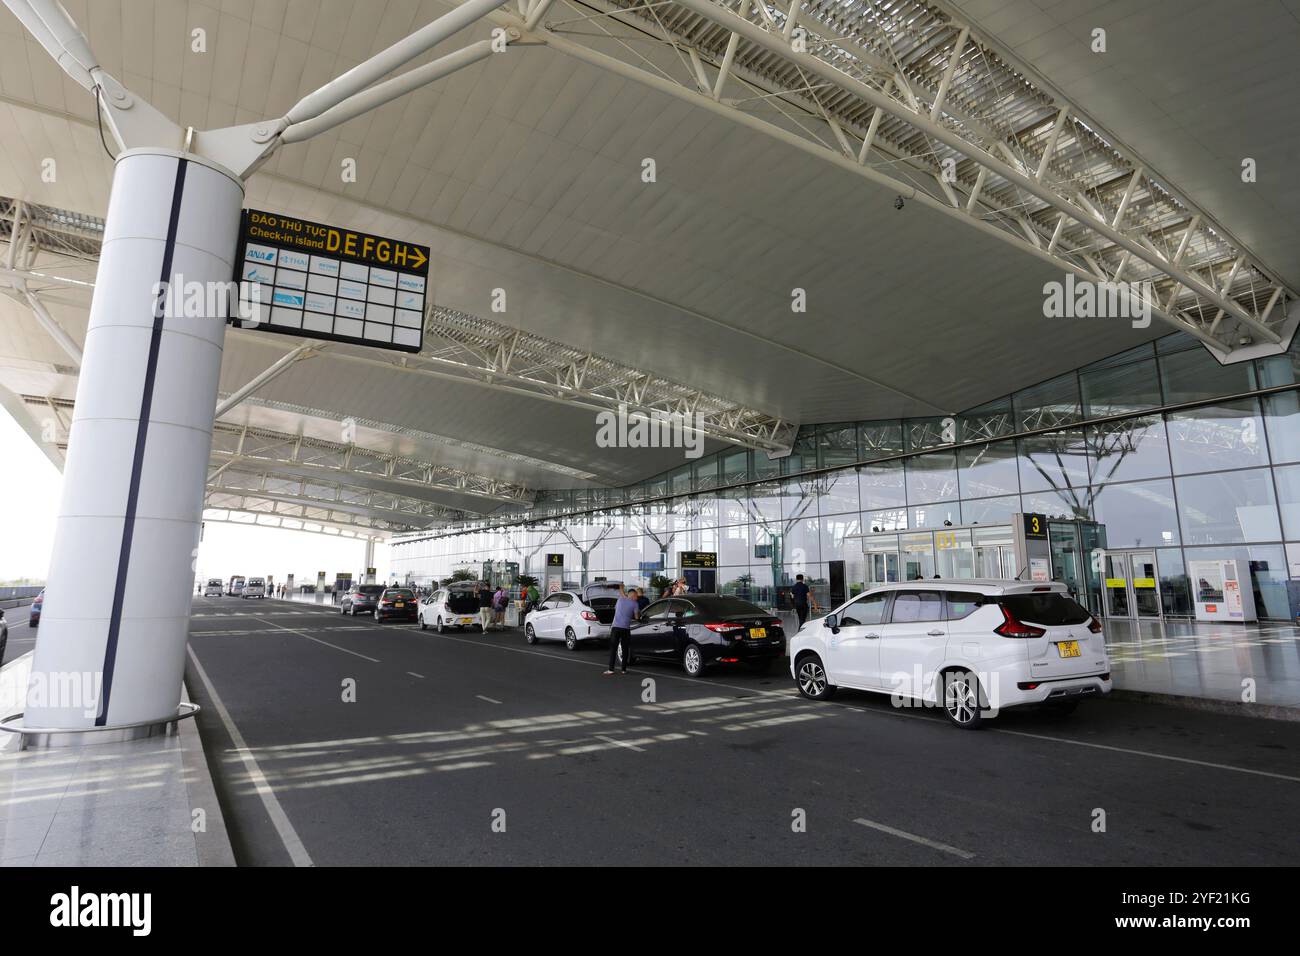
[605,584,641,676]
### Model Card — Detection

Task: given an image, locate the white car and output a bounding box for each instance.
[202,578,223,597]
[419,587,482,632]
[242,577,267,599]
[524,582,622,650]
[788,579,1110,729]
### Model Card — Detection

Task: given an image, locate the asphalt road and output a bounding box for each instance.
[1,601,36,666]
[184,597,1300,866]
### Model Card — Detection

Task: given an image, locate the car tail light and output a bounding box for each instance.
[704,623,740,633]
[580,611,598,621]
[768,619,782,628]
[1087,616,1102,634]
[994,604,1045,638]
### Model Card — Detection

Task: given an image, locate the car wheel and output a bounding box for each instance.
[419,614,427,631]
[564,627,578,651]
[942,669,985,730]
[525,623,537,644]
[795,654,836,700]
[682,642,704,677]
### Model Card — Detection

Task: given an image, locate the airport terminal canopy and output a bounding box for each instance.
[1,0,1296,539]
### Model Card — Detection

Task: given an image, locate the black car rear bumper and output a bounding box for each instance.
[709,639,785,663]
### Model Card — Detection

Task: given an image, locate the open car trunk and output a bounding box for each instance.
[583,583,622,624]
[447,590,479,614]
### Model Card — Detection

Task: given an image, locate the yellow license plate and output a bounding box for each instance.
[749,627,767,639]
[1057,640,1080,658]
[395,602,405,608]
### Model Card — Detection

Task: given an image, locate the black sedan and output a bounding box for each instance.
[374,588,418,623]
[625,594,785,676]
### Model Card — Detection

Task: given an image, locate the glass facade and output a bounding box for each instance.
[392,333,1300,620]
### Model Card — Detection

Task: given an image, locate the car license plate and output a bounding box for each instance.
[395,602,404,608]
[749,627,766,639]
[1057,640,1081,658]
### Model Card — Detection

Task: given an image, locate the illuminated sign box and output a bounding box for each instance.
[231,209,429,354]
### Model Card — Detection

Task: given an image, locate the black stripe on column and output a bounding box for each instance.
[96,157,189,726]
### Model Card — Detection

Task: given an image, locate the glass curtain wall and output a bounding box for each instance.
[392,334,1300,620]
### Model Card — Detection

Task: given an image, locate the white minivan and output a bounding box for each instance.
[242,577,267,599]
[788,579,1110,729]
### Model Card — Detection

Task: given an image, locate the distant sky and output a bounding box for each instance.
[0,407,389,583]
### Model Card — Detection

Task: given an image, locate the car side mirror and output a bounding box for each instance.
[824,613,839,634]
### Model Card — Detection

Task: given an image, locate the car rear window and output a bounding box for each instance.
[688,595,766,617]
[386,589,415,599]
[1000,593,1091,626]
[359,585,385,596]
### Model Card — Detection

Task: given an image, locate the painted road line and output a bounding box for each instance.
[407,672,425,679]
[596,733,645,753]
[853,817,975,860]
[476,694,502,704]
[248,615,381,663]
[187,646,314,867]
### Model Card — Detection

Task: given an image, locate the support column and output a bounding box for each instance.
[364,538,376,584]
[27,149,243,728]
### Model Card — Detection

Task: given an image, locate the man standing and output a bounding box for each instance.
[477,582,494,632]
[791,573,817,630]
[605,584,640,676]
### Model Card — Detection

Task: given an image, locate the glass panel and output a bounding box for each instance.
[1181,546,1291,620]
[1104,553,1130,616]
[1022,487,1093,521]
[864,508,908,532]
[958,440,1020,499]
[1018,428,1090,493]
[1166,399,1267,475]
[816,468,861,515]
[1275,464,1300,539]
[1159,346,1257,405]
[909,502,961,530]
[1088,415,1171,484]
[859,459,907,511]
[906,450,958,504]
[958,395,1015,442]
[1013,372,1081,431]
[721,450,750,485]
[859,421,905,460]
[961,495,1021,526]
[1176,469,1281,545]
[718,522,751,568]
[818,424,858,468]
[1157,547,1192,616]
[1092,478,1180,547]
[904,417,953,453]
[1262,392,1300,465]
[1080,356,1161,417]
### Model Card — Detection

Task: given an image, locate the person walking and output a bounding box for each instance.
[477,582,494,632]
[492,585,508,629]
[791,573,815,630]
[605,584,640,676]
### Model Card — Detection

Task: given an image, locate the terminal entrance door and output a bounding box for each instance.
[1103,550,1161,619]
[866,550,900,586]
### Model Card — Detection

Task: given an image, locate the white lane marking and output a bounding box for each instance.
[476,694,502,704]
[426,632,1300,784]
[246,615,381,663]
[853,818,975,860]
[991,728,1300,784]
[186,646,314,867]
[407,672,425,679]
[596,733,645,753]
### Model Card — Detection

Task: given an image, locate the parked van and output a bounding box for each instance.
[203,578,224,597]
[243,577,267,599]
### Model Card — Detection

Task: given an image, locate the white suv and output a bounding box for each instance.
[419,587,482,632]
[524,582,622,650]
[242,577,267,599]
[788,579,1110,729]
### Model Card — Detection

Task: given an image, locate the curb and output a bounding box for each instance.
[179,681,238,866]
[1111,688,1300,722]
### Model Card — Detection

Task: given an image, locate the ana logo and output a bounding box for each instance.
[49,886,151,936]
[247,248,275,262]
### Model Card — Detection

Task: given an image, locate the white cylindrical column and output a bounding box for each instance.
[27,149,244,729]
